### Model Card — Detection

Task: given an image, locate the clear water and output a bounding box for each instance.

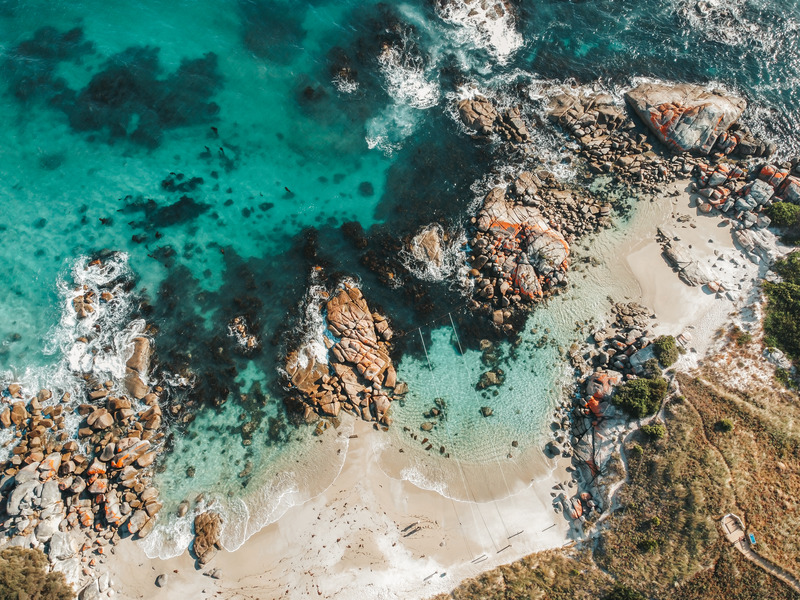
[1,0,798,556]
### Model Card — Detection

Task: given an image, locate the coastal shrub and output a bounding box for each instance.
[638,538,659,553]
[766,201,800,228]
[652,335,679,367]
[603,584,647,600]
[775,367,798,390]
[641,423,666,440]
[612,377,668,418]
[641,358,662,379]
[716,418,734,433]
[629,443,643,458]
[763,252,800,361]
[0,547,74,600]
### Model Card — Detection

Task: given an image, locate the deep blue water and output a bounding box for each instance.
[1,0,798,555]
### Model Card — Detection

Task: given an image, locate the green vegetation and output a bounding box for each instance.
[775,367,798,390]
[763,252,800,361]
[767,202,800,244]
[0,547,74,600]
[629,443,643,458]
[766,201,800,228]
[603,585,647,600]
[641,423,666,440]
[641,357,662,379]
[679,372,800,577]
[652,335,679,367]
[715,418,734,433]
[612,376,668,418]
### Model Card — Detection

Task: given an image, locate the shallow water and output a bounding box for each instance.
[1,0,798,556]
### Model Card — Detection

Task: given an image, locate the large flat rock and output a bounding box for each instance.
[625,82,746,154]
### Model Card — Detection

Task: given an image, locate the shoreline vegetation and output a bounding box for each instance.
[2,3,800,598]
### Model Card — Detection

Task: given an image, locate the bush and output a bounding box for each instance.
[637,538,659,553]
[716,418,734,433]
[0,547,74,600]
[612,376,668,418]
[650,516,661,528]
[629,443,644,458]
[641,357,662,379]
[652,335,679,367]
[641,423,666,440]
[763,252,800,361]
[766,201,800,227]
[604,584,647,600]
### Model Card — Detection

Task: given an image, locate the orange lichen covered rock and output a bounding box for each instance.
[625,82,746,154]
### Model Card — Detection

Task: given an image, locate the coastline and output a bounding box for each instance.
[108,418,570,600]
[106,175,775,599]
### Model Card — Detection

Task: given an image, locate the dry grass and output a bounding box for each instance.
[594,397,735,597]
[430,548,613,600]
[677,370,800,578]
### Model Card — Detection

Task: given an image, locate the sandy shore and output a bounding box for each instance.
[620,178,763,361]
[104,178,770,600]
[108,416,571,600]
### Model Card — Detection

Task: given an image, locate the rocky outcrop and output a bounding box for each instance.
[227,316,259,353]
[124,337,151,400]
[193,512,222,565]
[410,225,444,268]
[657,227,715,286]
[458,95,530,143]
[693,160,800,237]
[285,283,398,425]
[0,365,164,588]
[466,185,570,330]
[624,82,746,155]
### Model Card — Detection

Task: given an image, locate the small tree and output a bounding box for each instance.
[766,201,800,227]
[652,335,679,367]
[641,423,666,440]
[716,418,734,433]
[0,547,74,600]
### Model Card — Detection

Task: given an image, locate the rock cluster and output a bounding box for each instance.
[458,95,530,143]
[193,511,222,565]
[285,284,399,426]
[466,184,570,330]
[693,159,800,236]
[0,380,164,589]
[548,84,772,193]
[570,302,658,384]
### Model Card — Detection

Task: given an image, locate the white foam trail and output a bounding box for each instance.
[366,35,440,154]
[434,0,523,64]
[377,43,439,110]
[332,74,359,94]
[400,224,470,288]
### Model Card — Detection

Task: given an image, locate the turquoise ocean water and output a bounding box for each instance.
[1,0,798,556]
